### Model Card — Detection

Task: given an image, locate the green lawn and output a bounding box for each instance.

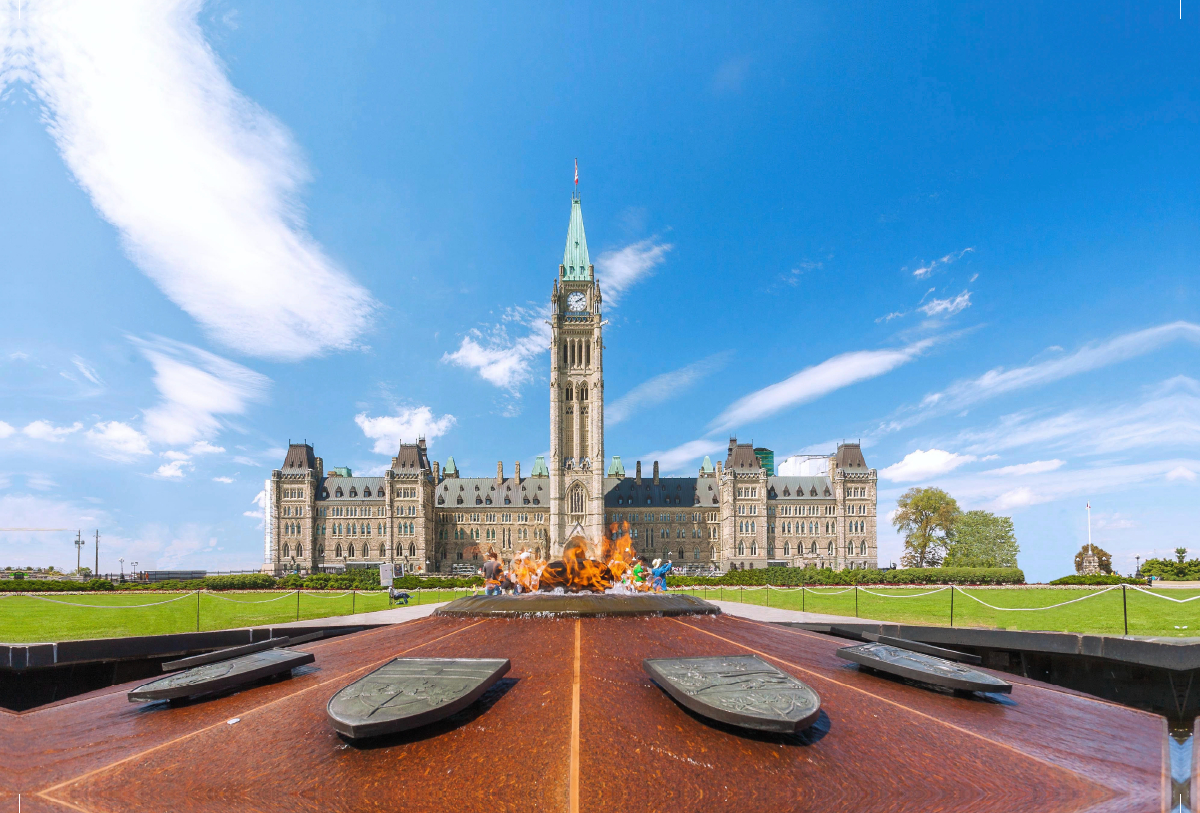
[0,588,475,643]
[676,585,1200,637]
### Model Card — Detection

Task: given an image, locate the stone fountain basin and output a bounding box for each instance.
[435,591,721,618]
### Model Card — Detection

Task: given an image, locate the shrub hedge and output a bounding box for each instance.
[666,566,1025,587]
[1,570,485,592]
[1049,574,1148,586]
[0,578,117,592]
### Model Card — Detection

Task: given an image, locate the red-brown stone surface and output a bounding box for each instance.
[0,614,1168,812]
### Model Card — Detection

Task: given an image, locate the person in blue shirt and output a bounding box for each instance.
[650,558,673,592]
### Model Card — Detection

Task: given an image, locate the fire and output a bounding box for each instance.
[535,521,653,593]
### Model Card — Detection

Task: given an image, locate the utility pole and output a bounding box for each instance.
[74,530,84,573]
[94,529,99,577]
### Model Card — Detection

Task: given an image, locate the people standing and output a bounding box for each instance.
[650,558,673,592]
[483,551,504,596]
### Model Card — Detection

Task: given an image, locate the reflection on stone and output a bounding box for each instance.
[129,648,315,702]
[837,642,1012,693]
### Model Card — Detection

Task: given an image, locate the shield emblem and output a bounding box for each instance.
[327,657,511,739]
[643,654,822,733]
[129,648,314,702]
[837,643,1011,694]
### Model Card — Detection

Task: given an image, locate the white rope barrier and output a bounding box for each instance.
[857,586,952,599]
[17,591,199,609]
[954,584,1122,611]
[1130,586,1200,604]
[204,590,300,604]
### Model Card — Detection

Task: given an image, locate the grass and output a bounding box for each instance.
[675,585,1200,637]
[0,588,475,643]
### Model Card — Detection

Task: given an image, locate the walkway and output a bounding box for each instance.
[708,600,882,626]
[271,601,447,629]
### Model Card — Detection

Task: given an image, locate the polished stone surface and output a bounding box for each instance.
[837,642,1012,693]
[327,657,510,739]
[643,654,821,733]
[161,637,291,672]
[129,648,315,702]
[435,591,720,618]
[4,615,1167,812]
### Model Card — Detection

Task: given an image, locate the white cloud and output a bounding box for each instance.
[0,421,14,439]
[640,438,727,475]
[919,290,971,317]
[355,406,457,455]
[212,476,234,483]
[189,440,225,455]
[712,339,935,431]
[161,450,191,461]
[880,449,977,482]
[918,322,1200,417]
[442,306,551,392]
[85,420,152,461]
[71,355,102,385]
[595,239,673,307]
[22,420,83,442]
[608,352,732,425]
[912,247,973,278]
[154,459,190,479]
[135,336,269,445]
[13,0,375,360]
[982,459,1064,477]
[954,376,1200,458]
[1166,466,1197,482]
[992,486,1037,510]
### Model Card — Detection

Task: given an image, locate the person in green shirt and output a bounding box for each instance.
[632,558,647,587]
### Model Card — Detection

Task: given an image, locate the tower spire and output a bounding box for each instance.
[562,194,591,280]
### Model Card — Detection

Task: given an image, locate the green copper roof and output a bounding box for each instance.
[442,456,458,476]
[699,456,714,474]
[531,455,550,477]
[562,198,591,280]
[607,455,625,477]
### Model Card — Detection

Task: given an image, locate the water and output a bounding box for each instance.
[1169,720,1193,813]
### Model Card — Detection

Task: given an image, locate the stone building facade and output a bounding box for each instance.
[263,195,878,575]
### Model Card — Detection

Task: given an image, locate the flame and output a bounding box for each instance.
[535,521,653,593]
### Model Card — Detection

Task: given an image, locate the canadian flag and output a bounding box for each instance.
[574,159,579,186]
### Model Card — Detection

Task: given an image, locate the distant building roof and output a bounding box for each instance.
[391,439,429,473]
[318,477,385,500]
[607,456,625,477]
[835,442,868,471]
[443,456,458,477]
[436,477,548,508]
[604,477,721,508]
[282,444,316,471]
[725,439,762,473]
[699,455,714,474]
[562,198,591,280]
[766,476,834,500]
[530,456,550,477]
[328,466,352,477]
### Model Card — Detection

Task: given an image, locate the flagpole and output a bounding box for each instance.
[1086,502,1092,551]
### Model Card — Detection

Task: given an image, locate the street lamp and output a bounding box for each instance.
[119,558,124,581]
[74,530,85,574]
[1135,555,1141,577]
[132,561,139,581]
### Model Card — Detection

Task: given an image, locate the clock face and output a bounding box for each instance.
[567,292,587,312]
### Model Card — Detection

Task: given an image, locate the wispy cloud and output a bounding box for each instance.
[13,0,375,360]
[880,449,976,482]
[134,336,270,446]
[212,476,234,484]
[71,355,102,385]
[354,406,456,455]
[442,305,551,393]
[189,440,225,455]
[911,247,973,279]
[608,352,732,425]
[641,438,726,475]
[919,290,971,318]
[981,459,1065,477]
[711,339,936,431]
[917,321,1200,415]
[85,420,152,461]
[22,420,83,442]
[154,459,191,479]
[0,421,15,439]
[595,239,672,307]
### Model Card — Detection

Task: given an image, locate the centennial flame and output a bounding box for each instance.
[536,522,650,593]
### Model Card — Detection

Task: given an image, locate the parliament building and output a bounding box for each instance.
[263,195,878,575]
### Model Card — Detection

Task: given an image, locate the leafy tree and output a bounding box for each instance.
[1073,544,1112,575]
[1140,556,1200,581]
[1176,547,1189,564]
[894,487,960,568]
[944,511,1019,568]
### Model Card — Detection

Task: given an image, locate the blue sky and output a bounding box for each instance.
[0,1,1197,581]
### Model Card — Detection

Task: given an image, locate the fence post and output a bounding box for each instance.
[352,589,356,616]
[802,582,806,613]
[950,585,955,627]
[196,590,200,632]
[1122,584,1128,636]
[296,589,300,622]
[766,584,770,607]
[741,584,744,604]
[855,584,859,618]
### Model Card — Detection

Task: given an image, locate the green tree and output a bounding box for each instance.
[944,510,1019,568]
[1073,544,1112,575]
[894,487,960,568]
[1176,547,1189,564]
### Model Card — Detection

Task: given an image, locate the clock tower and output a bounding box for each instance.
[549,194,604,556]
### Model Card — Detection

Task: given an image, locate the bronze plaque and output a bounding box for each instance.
[643,654,822,733]
[837,642,1011,693]
[327,657,511,739]
[129,648,314,702]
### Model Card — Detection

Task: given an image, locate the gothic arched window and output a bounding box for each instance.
[569,484,585,514]
[282,543,290,558]
[335,544,343,557]
[409,542,416,557]
[737,542,745,556]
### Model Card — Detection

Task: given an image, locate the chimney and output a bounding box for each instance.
[432,461,440,483]
[497,461,504,485]
[717,460,724,476]
[635,461,642,485]
[514,461,521,482]
[653,461,660,485]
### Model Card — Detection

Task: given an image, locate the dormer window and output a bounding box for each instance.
[349,488,358,497]
[335,488,343,497]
